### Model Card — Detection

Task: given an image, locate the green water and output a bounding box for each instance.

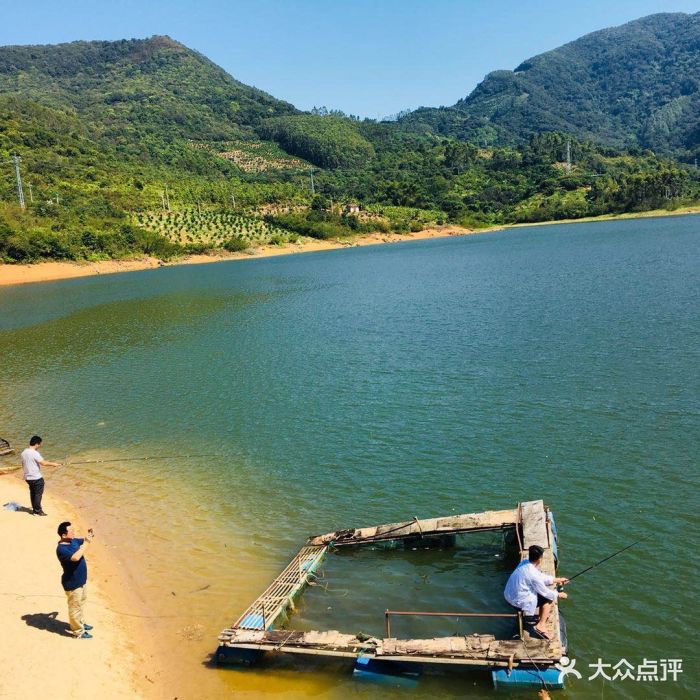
[1,216,698,698]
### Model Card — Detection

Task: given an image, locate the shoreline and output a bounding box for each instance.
[0,471,158,699]
[0,226,472,288]
[1,206,698,289]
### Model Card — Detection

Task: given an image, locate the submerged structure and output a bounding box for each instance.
[0,438,13,456]
[216,499,567,690]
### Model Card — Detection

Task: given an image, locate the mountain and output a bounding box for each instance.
[0,36,297,145]
[401,12,700,160]
[0,30,698,264]
[0,36,376,170]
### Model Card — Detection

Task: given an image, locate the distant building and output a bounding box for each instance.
[343,203,360,214]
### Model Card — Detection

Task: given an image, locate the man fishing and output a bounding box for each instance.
[21,435,62,516]
[504,544,569,640]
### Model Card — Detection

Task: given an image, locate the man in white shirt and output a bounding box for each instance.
[21,435,61,516]
[504,544,569,640]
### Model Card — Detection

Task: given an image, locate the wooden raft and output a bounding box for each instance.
[219,500,563,668]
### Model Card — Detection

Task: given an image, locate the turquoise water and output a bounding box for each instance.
[1,216,698,698]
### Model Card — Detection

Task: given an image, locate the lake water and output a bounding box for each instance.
[1,216,698,698]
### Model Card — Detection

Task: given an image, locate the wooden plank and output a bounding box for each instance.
[520,500,548,549]
[307,508,518,546]
[223,644,515,667]
[219,628,562,664]
[518,502,561,649]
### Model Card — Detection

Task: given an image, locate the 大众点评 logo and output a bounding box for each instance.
[555,657,683,684]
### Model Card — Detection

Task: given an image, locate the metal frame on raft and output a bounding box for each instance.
[216,499,567,690]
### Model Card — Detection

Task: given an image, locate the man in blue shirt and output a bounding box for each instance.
[56,521,94,639]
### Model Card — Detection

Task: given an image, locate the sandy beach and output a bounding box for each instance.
[0,226,473,288]
[2,206,699,289]
[0,472,160,699]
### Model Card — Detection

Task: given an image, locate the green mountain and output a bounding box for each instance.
[401,12,700,160]
[0,36,296,142]
[0,30,698,264]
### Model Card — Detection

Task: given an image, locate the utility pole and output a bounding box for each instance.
[54,193,60,206]
[161,192,166,211]
[309,167,315,195]
[566,139,572,174]
[12,154,25,209]
[231,193,236,209]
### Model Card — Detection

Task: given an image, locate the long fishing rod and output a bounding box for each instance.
[567,539,642,582]
[66,454,222,465]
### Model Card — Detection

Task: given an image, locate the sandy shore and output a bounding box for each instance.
[1,207,699,289]
[0,226,472,288]
[0,472,158,699]
[3,205,700,289]
[0,207,700,287]
[507,204,700,229]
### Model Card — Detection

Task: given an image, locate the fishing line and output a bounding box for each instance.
[567,539,642,582]
[66,454,222,465]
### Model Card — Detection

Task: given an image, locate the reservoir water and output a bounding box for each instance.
[1,216,698,698]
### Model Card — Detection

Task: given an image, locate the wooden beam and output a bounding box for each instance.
[520,500,548,549]
[307,508,518,546]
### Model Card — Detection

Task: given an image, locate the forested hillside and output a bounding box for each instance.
[0,28,698,264]
[401,12,700,161]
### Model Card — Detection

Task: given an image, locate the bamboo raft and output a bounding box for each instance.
[217,500,567,688]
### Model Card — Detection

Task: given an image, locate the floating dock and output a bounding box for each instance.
[217,499,567,690]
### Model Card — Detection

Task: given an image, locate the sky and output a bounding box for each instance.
[1,0,699,118]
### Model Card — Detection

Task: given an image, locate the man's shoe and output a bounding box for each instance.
[83,624,93,631]
[76,632,93,639]
[34,511,48,516]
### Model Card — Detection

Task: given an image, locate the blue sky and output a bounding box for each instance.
[1,0,699,117]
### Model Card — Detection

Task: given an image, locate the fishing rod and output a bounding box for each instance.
[566,539,642,582]
[66,454,222,465]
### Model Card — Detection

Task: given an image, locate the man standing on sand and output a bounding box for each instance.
[504,544,569,640]
[56,521,95,639]
[21,435,61,516]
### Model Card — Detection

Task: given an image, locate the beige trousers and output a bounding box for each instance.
[65,585,87,636]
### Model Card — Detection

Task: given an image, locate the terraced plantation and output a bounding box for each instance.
[134,209,297,249]
[190,140,309,173]
[217,141,308,172]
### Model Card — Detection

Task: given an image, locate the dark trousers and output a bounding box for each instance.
[27,478,45,513]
